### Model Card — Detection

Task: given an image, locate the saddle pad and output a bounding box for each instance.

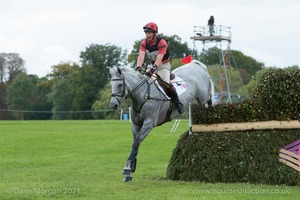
[153,76,188,98]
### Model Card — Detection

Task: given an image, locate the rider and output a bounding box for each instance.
[136,22,184,114]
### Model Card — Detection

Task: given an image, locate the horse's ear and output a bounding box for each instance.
[117,67,122,75]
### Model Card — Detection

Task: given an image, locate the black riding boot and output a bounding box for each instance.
[168,88,185,114]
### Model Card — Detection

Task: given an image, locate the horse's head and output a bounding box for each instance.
[109,66,128,110]
[109,66,147,111]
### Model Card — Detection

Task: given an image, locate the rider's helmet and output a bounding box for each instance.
[143,22,158,33]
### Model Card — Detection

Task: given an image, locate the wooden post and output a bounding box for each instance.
[128,107,132,123]
[189,102,192,135]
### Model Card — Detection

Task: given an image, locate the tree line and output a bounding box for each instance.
[0,34,298,120]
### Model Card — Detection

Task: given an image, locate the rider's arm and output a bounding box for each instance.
[154,39,168,67]
[137,51,145,67]
[154,54,164,67]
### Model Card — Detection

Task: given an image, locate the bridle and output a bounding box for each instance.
[111,75,150,99]
[110,77,127,104]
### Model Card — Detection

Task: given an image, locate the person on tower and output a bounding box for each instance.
[208,16,215,36]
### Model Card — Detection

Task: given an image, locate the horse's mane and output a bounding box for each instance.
[109,66,145,80]
[119,66,134,73]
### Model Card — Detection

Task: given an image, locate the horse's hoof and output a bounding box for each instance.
[122,168,132,175]
[124,175,132,182]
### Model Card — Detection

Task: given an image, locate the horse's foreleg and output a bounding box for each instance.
[122,123,141,180]
[123,148,138,176]
[123,120,156,181]
[129,123,142,172]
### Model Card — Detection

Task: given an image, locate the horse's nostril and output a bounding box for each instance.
[112,104,118,110]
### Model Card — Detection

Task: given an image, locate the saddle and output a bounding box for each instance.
[153,73,188,99]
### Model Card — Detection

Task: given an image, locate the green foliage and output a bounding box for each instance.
[80,43,127,90]
[170,58,184,70]
[251,69,300,121]
[237,68,272,97]
[200,47,264,86]
[0,53,26,119]
[0,83,12,119]
[50,65,105,119]
[167,130,300,185]
[49,61,80,79]
[5,73,53,120]
[49,79,73,119]
[192,103,254,124]
[47,44,127,119]
[48,62,80,119]
[0,53,26,84]
[67,65,100,119]
[92,82,131,119]
[208,65,245,95]
[28,77,53,119]
[199,47,221,65]
[6,73,37,119]
[166,35,192,59]
[230,49,264,76]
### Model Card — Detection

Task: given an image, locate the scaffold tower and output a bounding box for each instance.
[191,25,237,104]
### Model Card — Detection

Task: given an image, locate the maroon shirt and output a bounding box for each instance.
[139,37,170,62]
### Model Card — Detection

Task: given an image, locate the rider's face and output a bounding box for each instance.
[145,32,155,41]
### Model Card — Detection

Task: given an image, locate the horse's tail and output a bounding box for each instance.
[191,60,208,71]
[208,78,216,106]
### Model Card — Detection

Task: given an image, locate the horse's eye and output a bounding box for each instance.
[118,83,123,88]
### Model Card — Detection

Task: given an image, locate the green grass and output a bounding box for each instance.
[0,120,299,200]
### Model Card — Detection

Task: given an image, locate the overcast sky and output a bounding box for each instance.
[1,0,299,77]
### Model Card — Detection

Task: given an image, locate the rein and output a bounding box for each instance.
[127,77,150,97]
[111,76,150,100]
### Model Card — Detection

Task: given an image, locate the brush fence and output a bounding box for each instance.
[192,120,300,173]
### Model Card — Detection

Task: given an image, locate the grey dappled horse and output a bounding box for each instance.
[109,60,214,182]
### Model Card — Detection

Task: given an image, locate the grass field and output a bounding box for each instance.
[0,120,299,200]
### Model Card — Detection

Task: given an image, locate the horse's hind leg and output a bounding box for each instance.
[207,97,213,108]
[196,94,213,108]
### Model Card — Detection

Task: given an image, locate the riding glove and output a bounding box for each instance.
[145,64,157,77]
[135,66,141,72]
